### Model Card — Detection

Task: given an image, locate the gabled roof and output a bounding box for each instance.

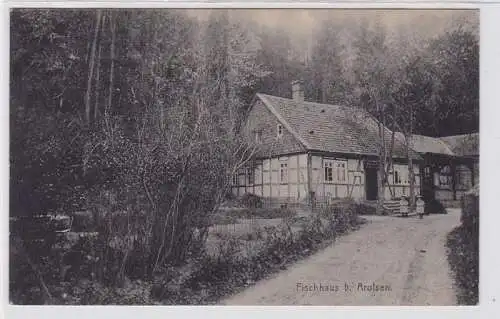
[393,132,479,157]
[440,133,479,157]
[403,133,455,156]
[256,93,420,159]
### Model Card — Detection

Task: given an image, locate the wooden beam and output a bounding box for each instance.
[297,155,300,199]
[261,160,264,196]
[451,161,457,201]
[307,152,313,205]
[287,158,291,200]
[321,155,325,199]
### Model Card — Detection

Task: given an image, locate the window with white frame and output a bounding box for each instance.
[277,124,283,138]
[324,159,347,183]
[280,163,288,183]
[392,166,412,185]
[336,161,346,182]
[232,174,239,186]
[439,165,453,186]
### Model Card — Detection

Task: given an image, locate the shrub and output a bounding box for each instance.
[461,186,479,234]
[237,229,263,241]
[239,193,263,208]
[254,207,296,219]
[220,207,297,219]
[425,198,447,215]
[322,199,380,216]
[446,186,479,305]
[446,226,479,305]
[211,214,240,225]
[319,201,360,232]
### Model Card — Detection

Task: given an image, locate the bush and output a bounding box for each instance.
[446,226,478,305]
[446,186,479,305]
[254,207,296,219]
[425,198,447,215]
[322,199,383,216]
[220,207,297,220]
[461,186,479,233]
[211,214,240,225]
[239,193,263,208]
[319,201,360,231]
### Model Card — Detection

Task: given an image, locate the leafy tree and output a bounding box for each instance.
[308,20,346,104]
[423,27,479,136]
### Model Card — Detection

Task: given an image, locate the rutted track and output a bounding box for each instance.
[221,210,461,306]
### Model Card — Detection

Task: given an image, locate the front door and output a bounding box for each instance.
[365,167,378,200]
[421,165,435,201]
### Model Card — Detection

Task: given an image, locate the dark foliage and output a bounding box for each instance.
[425,198,447,215]
[217,207,297,220]
[446,189,479,305]
[446,226,479,305]
[239,193,263,208]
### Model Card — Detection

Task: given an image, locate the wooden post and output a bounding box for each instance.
[469,161,475,187]
[451,161,457,201]
[260,160,264,197]
[252,162,256,195]
[307,152,313,206]
[321,155,325,199]
[296,155,300,199]
[287,157,291,201]
[269,158,272,204]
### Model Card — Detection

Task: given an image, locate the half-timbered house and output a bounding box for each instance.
[232,81,478,206]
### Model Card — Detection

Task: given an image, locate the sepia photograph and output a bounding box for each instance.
[9,8,479,306]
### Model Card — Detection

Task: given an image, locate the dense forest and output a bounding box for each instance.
[10,9,479,303]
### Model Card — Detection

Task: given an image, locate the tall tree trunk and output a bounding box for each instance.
[377,121,386,214]
[407,104,416,211]
[85,9,102,125]
[374,94,387,214]
[93,36,102,121]
[386,106,397,199]
[106,11,116,124]
[406,135,415,210]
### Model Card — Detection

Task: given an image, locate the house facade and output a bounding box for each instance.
[232,81,478,205]
[412,133,479,204]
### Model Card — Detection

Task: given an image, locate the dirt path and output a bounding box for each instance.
[222,209,461,306]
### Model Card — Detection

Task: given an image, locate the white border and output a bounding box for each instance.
[2,2,500,319]
[1,1,485,8]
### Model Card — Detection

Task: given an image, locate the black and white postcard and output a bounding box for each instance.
[7,6,485,312]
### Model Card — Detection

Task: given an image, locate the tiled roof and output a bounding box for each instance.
[257,94,420,159]
[406,134,455,156]
[394,133,479,157]
[440,133,479,157]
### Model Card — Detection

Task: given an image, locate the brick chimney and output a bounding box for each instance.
[291,80,304,102]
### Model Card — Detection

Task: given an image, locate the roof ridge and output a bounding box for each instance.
[440,132,479,138]
[256,94,311,150]
[257,93,350,109]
